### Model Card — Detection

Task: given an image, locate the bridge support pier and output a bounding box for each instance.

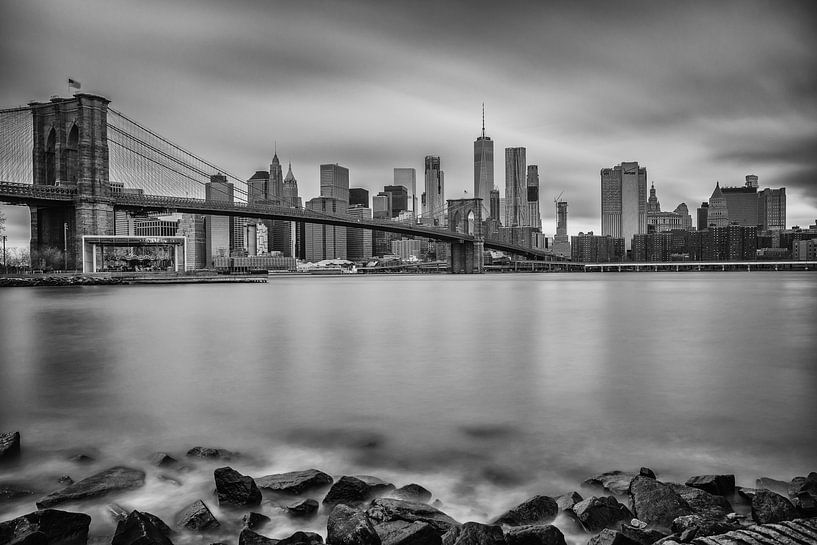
[449,239,484,274]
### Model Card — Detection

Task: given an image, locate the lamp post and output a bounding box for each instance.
[63,222,68,271]
[1,234,6,275]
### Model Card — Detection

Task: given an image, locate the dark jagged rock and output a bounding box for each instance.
[355,476,395,493]
[492,495,558,526]
[149,453,178,468]
[388,484,432,503]
[142,513,173,537]
[214,467,261,507]
[36,467,146,509]
[789,472,817,499]
[0,485,36,503]
[443,522,504,545]
[619,523,668,545]
[441,526,460,545]
[639,468,656,479]
[583,471,638,496]
[792,490,817,516]
[684,517,817,544]
[554,492,583,512]
[629,476,692,532]
[277,531,322,545]
[587,529,640,545]
[106,504,129,522]
[750,489,797,524]
[175,500,220,531]
[242,513,271,530]
[326,504,381,545]
[112,510,173,545]
[366,498,459,535]
[665,483,733,519]
[255,469,333,495]
[285,499,318,518]
[571,496,633,533]
[57,476,73,486]
[186,447,234,460]
[0,509,91,545]
[0,432,21,463]
[323,476,392,507]
[238,529,277,545]
[670,514,739,539]
[683,475,734,497]
[504,524,567,545]
[373,520,440,545]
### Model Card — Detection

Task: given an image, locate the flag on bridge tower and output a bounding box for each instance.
[68,78,81,90]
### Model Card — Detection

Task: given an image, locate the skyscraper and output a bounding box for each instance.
[346,205,373,261]
[489,188,500,221]
[274,163,302,257]
[505,147,527,227]
[758,187,786,230]
[305,197,347,261]
[247,170,269,204]
[707,182,729,228]
[553,200,570,258]
[600,162,647,252]
[282,163,301,208]
[394,168,416,214]
[349,188,369,208]
[205,174,233,267]
[423,156,444,226]
[382,185,409,218]
[270,152,284,201]
[526,165,541,230]
[474,105,493,219]
[721,177,758,227]
[320,164,349,203]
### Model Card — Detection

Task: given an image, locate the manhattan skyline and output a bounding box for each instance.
[1,0,816,248]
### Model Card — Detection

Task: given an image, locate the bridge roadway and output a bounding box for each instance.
[0,181,562,261]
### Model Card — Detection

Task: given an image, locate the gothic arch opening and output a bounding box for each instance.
[467,210,475,235]
[44,127,56,186]
[453,210,462,234]
[63,124,79,185]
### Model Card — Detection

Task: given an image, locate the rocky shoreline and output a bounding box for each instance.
[1,431,815,545]
[0,276,127,287]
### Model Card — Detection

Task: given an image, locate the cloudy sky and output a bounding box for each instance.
[1,0,816,247]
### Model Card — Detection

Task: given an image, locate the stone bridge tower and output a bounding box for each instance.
[447,197,484,273]
[29,94,114,269]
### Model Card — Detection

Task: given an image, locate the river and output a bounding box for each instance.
[1,273,815,542]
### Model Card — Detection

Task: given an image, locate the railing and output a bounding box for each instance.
[0,181,76,200]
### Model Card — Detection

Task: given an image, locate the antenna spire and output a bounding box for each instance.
[481,103,485,138]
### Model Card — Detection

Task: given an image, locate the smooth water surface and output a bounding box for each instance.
[1,273,815,539]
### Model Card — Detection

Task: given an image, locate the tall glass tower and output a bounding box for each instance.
[474,104,493,219]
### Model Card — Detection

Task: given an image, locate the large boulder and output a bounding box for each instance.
[277,531,323,545]
[238,529,277,545]
[755,478,789,495]
[326,504,381,545]
[0,432,21,463]
[373,520,440,545]
[112,511,173,545]
[440,522,504,545]
[323,476,393,507]
[750,489,797,524]
[36,467,146,509]
[186,447,234,460]
[492,495,558,527]
[665,483,733,519]
[628,476,692,532]
[670,514,739,539]
[255,469,333,495]
[149,453,178,468]
[504,524,566,545]
[618,523,668,545]
[586,529,640,545]
[0,509,91,545]
[571,496,632,533]
[366,498,459,535]
[174,500,220,531]
[554,492,582,512]
[286,499,319,518]
[583,471,637,496]
[214,467,261,507]
[242,513,271,531]
[388,484,432,504]
[789,472,817,498]
[684,475,735,497]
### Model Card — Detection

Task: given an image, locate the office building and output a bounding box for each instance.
[372,194,390,220]
[320,163,350,203]
[349,188,369,208]
[205,174,234,267]
[697,202,709,230]
[282,163,301,209]
[707,182,729,228]
[758,187,786,230]
[793,239,817,261]
[305,197,347,261]
[553,200,570,258]
[176,214,205,270]
[346,205,373,261]
[646,184,690,233]
[423,156,444,226]
[382,185,409,218]
[270,152,284,201]
[721,176,759,227]
[394,168,417,214]
[674,203,693,230]
[247,170,270,205]
[489,188,501,221]
[474,107,493,219]
[391,238,422,261]
[526,165,541,230]
[505,147,527,227]
[601,162,647,252]
[571,232,625,263]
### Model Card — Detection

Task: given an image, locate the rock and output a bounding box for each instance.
[326,504,381,545]
[587,529,640,545]
[286,499,319,518]
[628,476,692,532]
[238,529,277,545]
[0,509,91,545]
[639,468,656,479]
[619,523,668,545]
[665,483,733,519]
[255,469,333,495]
[106,504,130,522]
[441,527,460,545]
[112,510,173,545]
[750,489,797,524]
[442,522,504,545]
[755,478,789,495]
[388,484,432,503]
[504,524,567,545]
[792,491,817,517]
[36,467,146,509]
[186,447,234,460]
[67,455,93,465]
[323,476,393,507]
[242,513,271,530]
[571,496,633,533]
[175,500,220,531]
[555,492,583,512]
[355,476,395,493]
[0,432,21,463]
[373,520,440,545]
[142,513,173,537]
[277,531,323,545]
[583,471,638,496]
[670,514,739,539]
[149,453,178,468]
[214,467,261,507]
[366,498,459,535]
[789,472,817,498]
[0,485,36,503]
[683,517,817,544]
[683,475,735,497]
[57,476,73,486]
[492,495,558,526]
